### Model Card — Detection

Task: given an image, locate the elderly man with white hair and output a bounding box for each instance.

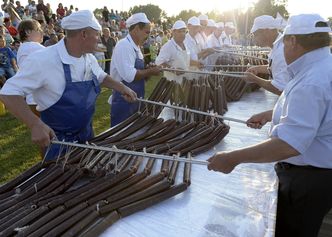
[0,10,137,160]
[109,12,161,127]
[208,13,332,237]
[245,15,290,95]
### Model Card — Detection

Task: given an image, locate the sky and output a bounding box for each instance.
[17,0,332,18]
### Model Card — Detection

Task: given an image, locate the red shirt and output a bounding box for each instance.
[6,26,18,37]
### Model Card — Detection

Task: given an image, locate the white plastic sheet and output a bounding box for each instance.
[102,89,279,237]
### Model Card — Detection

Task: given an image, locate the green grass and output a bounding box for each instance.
[0,76,160,184]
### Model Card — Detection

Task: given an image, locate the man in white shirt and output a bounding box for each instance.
[184,16,214,67]
[0,10,136,160]
[223,22,235,46]
[155,20,201,83]
[245,15,290,95]
[208,14,332,237]
[109,13,161,126]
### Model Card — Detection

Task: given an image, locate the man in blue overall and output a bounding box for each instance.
[0,10,137,160]
[109,12,162,127]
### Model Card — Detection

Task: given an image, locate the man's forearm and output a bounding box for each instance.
[0,95,40,129]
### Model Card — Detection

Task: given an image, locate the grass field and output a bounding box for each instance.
[0,76,160,184]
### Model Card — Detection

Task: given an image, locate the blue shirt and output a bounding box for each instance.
[270,47,332,168]
[0,47,15,68]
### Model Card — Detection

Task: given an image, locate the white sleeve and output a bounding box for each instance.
[155,43,171,65]
[0,56,44,97]
[112,42,137,83]
[89,54,108,83]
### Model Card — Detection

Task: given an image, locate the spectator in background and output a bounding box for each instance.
[16,19,44,115]
[46,3,52,20]
[22,7,32,20]
[10,39,20,58]
[0,24,14,45]
[66,5,73,16]
[28,0,37,15]
[102,6,109,23]
[15,0,24,18]
[36,0,49,23]
[101,27,116,74]
[44,32,58,46]
[4,17,17,38]
[0,35,18,80]
[56,3,65,19]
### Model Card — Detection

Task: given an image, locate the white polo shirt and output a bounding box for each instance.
[110,34,143,83]
[184,33,200,61]
[269,34,290,91]
[270,47,332,168]
[0,39,107,111]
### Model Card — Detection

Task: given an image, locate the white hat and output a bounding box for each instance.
[126,13,150,28]
[198,14,208,21]
[250,15,280,33]
[188,16,200,26]
[207,19,216,28]
[61,10,101,31]
[284,13,331,35]
[216,22,224,28]
[225,22,235,29]
[172,20,186,30]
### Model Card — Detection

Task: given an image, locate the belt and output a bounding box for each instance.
[275,162,331,171]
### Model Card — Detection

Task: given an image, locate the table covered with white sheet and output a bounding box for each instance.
[102,89,279,237]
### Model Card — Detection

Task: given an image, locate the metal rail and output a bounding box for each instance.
[137,98,247,124]
[51,141,209,166]
[162,68,246,78]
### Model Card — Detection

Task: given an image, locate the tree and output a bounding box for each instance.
[129,4,166,23]
[175,9,200,22]
[252,0,288,19]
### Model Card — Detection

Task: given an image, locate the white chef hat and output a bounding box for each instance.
[188,16,200,26]
[216,22,224,28]
[250,15,280,33]
[198,14,208,21]
[283,13,331,35]
[61,10,101,31]
[207,19,216,28]
[172,20,186,30]
[126,13,150,28]
[225,22,235,29]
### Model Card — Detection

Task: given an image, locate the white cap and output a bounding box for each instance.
[188,16,200,26]
[250,15,280,33]
[216,22,224,28]
[225,22,235,29]
[126,13,150,28]
[61,10,101,31]
[172,20,186,30]
[284,13,331,35]
[198,14,208,21]
[207,19,216,28]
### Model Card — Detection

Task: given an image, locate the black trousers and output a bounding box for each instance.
[275,162,332,237]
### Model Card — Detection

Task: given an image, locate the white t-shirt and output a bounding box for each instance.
[16,42,45,105]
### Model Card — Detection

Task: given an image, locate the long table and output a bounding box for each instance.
[102,89,279,237]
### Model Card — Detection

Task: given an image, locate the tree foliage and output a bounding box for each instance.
[129,4,166,22]
[174,9,201,22]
